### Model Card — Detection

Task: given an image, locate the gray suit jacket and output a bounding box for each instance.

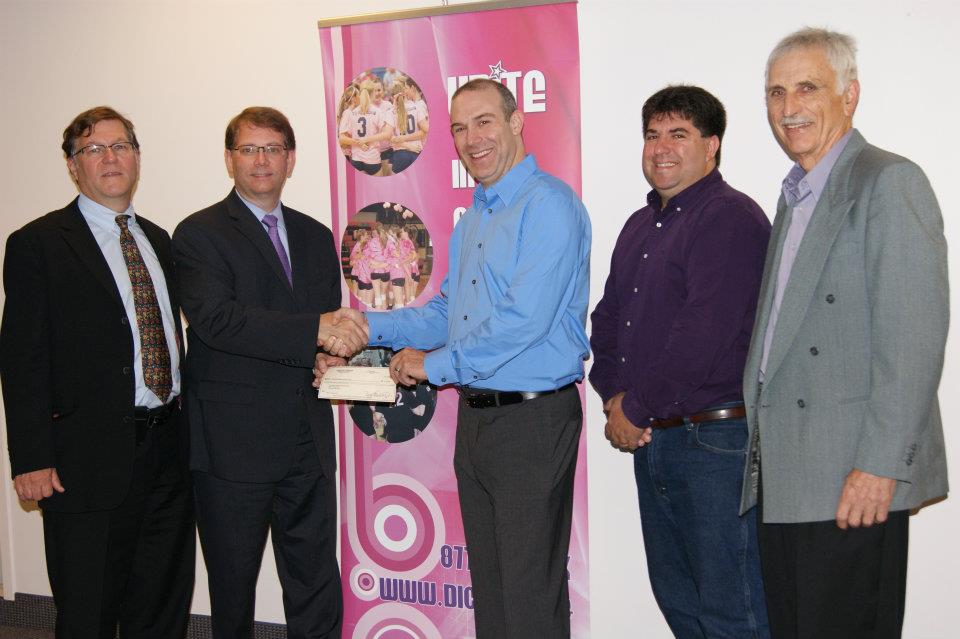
[740,130,949,523]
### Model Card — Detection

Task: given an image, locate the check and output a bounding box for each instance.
[317,366,397,402]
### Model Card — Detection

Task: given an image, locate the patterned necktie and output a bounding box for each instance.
[262,214,293,285]
[116,215,172,403]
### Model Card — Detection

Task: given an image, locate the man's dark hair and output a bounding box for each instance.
[642,85,726,166]
[225,106,296,150]
[62,106,139,158]
[451,78,518,119]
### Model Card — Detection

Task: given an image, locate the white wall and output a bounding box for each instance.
[0,0,956,636]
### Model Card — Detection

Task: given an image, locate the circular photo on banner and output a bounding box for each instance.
[341,202,433,310]
[347,347,438,444]
[335,67,429,176]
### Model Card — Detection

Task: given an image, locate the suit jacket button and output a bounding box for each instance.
[122,366,131,375]
[809,347,819,356]
[826,294,835,303]
[296,388,304,397]
[120,317,128,325]
[123,415,132,424]
[797,399,805,408]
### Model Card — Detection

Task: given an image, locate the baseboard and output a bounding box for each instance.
[0,592,288,638]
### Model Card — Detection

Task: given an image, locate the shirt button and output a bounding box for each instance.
[655,222,662,228]
[477,242,482,248]
[441,377,447,383]
[809,347,819,356]
[642,253,648,259]
[633,287,638,293]
[463,315,468,320]
[797,399,806,408]
[825,294,835,303]
[472,279,476,284]
[486,209,492,214]
[621,357,626,363]
[377,335,383,340]
[676,207,681,212]
[626,320,631,327]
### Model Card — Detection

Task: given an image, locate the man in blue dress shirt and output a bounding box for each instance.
[590,86,771,638]
[364,78,591,638]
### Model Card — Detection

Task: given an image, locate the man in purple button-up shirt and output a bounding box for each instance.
[590,86,771,637]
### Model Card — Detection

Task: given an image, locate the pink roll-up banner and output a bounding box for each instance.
[318,2,587,637]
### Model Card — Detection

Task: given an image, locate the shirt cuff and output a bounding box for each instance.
[424,348,457,387]
[366,312,396,347]
[621,391,651,428]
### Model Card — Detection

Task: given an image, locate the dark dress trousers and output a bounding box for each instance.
[172,190,343,638]
[0,199,194,639]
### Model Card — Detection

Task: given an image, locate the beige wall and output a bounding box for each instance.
[1,1,957,636]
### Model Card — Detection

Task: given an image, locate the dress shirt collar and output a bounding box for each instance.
[473,154,537,210]
[781,129,853,207]
[77,193,136,233]
[235,189,285,230]
[646,167,723,212]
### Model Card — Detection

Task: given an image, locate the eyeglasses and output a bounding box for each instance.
[71,142,136,158]
[232,145,288,157]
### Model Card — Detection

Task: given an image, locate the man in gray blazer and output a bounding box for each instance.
[741,28,949,638]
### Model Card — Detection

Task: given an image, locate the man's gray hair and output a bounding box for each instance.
[767,27,858,94]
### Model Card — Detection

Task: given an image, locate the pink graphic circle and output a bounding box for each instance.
[349,565,381,602]
[351,602,442,639]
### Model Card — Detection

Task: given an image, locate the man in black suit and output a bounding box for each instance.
[172,107,366,638]
[1,107,194,638]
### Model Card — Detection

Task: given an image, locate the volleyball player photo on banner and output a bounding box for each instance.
[340,202,433,311]
[347,346,438,445]
[336,68,430,177]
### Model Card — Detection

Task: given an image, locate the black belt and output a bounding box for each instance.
[649,405,746,430]
[134,401,177,444]
[459,383,575,409]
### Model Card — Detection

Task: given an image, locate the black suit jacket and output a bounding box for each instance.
[0,198,184,513]
[172,190,342,482]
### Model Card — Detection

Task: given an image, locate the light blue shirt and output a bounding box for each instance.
[77,194,181,407]
[759,129,853,377]
[236,190,290,257]
[368,155,591,391]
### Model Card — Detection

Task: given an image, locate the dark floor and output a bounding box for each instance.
[0,627,53,639]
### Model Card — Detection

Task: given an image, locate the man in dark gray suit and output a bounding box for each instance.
[173,107,366,638]
[741,28,949,638]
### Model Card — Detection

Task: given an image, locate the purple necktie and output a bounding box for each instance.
[262,214,293,285]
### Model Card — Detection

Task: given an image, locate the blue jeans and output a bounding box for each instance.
[634,405,770,638]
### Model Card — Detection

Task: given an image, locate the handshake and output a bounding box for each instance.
[317,307,369,358]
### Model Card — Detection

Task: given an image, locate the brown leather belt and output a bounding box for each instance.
[649,405,746,430]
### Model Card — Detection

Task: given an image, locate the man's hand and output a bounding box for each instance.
[311,353,347,388]
[318,308,368,357]
[13,468,65,501]
[390,348,427,386]
[835,468,897,530]
[603,392,652,452]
